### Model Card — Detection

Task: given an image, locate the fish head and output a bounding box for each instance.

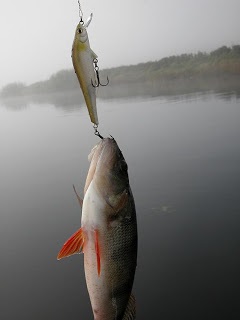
[84,138,129,198]
[74,23,88,43]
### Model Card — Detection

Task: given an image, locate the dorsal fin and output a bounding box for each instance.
[123,294,136,320]
[73,184,83,207]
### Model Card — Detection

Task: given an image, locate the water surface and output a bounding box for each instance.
[1,92,240,319]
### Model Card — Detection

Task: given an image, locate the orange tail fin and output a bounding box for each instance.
[57,227,84,260]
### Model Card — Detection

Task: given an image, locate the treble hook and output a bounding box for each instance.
[91,58,109,88]
[91,71,109,88]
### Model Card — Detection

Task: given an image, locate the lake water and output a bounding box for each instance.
[1,92,240,319]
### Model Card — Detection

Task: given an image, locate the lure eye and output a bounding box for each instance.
[78,28,83,34]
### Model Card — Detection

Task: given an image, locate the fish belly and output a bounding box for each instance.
[82,183,137,319]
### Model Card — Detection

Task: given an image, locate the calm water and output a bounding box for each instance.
[1,92,240,319]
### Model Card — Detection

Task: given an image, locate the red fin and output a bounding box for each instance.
[94,229,101,276]
[73,184,83,207]
[57,227,84,260]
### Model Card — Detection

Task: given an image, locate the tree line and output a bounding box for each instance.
[1,45,240,98]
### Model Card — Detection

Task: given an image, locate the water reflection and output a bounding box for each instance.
[0,90,83,112]
[1,82,240,112]
[0,96,31,111]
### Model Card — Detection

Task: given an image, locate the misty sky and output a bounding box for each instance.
[0,0,240,89]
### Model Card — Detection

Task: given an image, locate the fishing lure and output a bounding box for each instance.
[72,5,109,126]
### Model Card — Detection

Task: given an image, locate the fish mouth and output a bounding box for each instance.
[84,138,121,194]
[96,138,118,168]
[88,137,115,161]
[93,137,119,170]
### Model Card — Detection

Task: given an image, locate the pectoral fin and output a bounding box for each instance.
[115,190,128,212]
[57,227,85,260]
[105,189,129,213]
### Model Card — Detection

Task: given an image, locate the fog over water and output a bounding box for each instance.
[1,0,240,88]
[1,91,240,319]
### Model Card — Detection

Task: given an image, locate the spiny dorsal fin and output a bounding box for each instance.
[123,294,136,320]
[73,184,83,207]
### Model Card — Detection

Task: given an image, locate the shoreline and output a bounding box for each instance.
[1,76,240,111]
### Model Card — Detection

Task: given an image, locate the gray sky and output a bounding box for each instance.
[0,0,240,89]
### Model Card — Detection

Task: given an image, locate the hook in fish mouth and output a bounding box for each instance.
[93,124,104,139]
[92,126,114,141]
[95,131,104,139]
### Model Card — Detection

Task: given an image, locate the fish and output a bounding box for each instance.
[57,137,138,320]
[72,13,99,125]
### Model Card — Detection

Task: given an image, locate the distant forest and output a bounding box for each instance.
[1,45,240,99]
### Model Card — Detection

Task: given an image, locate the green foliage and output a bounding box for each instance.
[210,46,231,57]
[232,45,240,55]
[1,45,240,98]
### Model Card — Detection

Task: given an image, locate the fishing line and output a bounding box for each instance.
[77,0,84,24]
